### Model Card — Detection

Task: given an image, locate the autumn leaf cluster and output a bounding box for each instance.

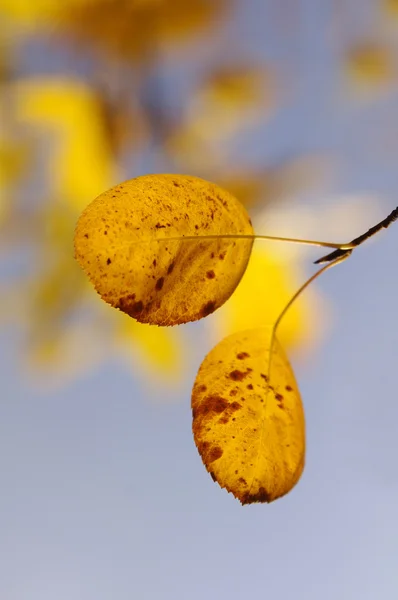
[75,174,306,504]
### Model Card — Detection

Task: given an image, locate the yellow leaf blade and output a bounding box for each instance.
[192,328,305,504]
[74,174,254,326]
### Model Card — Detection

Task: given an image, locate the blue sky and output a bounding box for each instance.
[1,1,398,599]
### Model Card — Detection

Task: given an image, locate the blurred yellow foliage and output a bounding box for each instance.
[116,315,185,382]
[189,65,273,135]
[345,42,395,90]
[0,0,83,24]
[168,65,272,167]
[13,77,118,211]
[62,0,224,60]
[0,133,28,179]
[222,246,308,345]
[212,243,320,355]
[0,0,224,61]
[383,0,398,19]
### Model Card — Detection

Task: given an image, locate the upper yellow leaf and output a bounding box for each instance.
[74,174,254,326]
[192,328,305,504]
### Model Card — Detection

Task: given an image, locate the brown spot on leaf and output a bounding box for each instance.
[206,270,216,279]
[285,385,293,392]
[152,259,157,267]
[219,252,226,260]
[119,299,143,317]
[193,395,228,418]
[207,446,223,463]
[201,300,216,317]
[230,401,242,412]
[275,393,284,402]
[238,477,247,486]
[241,486,272,504]
[247,384,254,390]
[155,277,164,291]
[107,258,111,265]
[219,416,229,424]
[210,252,215,259]
[173,181,180,187]
[167,262,175,274]
[229,389,238,396]
[237,352,250,360]
[229,369,250,381]
[117,293,137,311]
[197,384,207,393]
[200,441,210,453]
[209,471,217,482]
[84,233,89,239]
[260,373,268,381]
[155,223,166,229]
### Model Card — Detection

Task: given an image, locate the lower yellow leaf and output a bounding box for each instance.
[192,328,305,504]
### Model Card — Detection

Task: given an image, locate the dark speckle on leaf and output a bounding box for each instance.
[207,446,223,463]
[201,300,216,317]
[241,486,272,504]
[155,277,164,291]
[229,369,250,381]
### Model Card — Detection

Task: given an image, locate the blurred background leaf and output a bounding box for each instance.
[0,0,397,392]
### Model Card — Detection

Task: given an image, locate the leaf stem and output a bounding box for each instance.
[131,233,353,250]
[264,254,350,411]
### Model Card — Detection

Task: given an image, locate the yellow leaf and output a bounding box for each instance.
[192,328,305,504]
[74,174,254,325]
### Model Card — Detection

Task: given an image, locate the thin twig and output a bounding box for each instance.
[314,206,398,264]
